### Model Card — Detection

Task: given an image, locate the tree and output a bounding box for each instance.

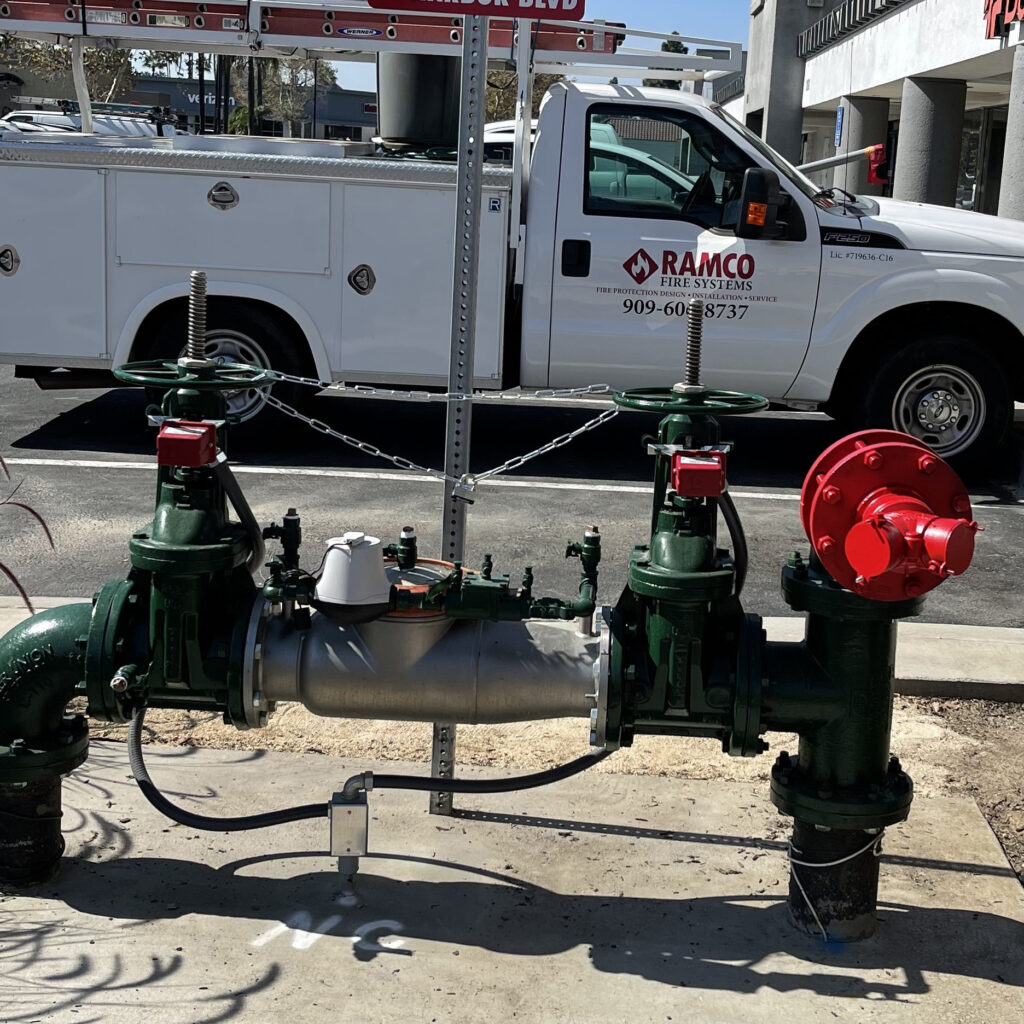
[0,38,134,102]
[643,31,687,91]
[256,58,335,137]
[485,72,563,122]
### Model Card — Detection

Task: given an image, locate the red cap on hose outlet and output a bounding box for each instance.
[801,430,979,601]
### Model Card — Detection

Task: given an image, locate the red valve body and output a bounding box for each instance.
[801,430,978,601]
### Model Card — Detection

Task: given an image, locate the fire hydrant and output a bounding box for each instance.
[0,309,976,945]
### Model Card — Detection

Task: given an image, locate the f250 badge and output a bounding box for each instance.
[0,245,19,277]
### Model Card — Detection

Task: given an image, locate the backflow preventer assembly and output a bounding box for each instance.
[0,299,979,944]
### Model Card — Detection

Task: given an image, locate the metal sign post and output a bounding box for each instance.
[373,2,586,815]
[429,14,488,816]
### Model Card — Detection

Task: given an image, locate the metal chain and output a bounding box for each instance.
[474,407,620,482]
[263,394,620,494]
[270,371,615,405]
[264,394,448,482]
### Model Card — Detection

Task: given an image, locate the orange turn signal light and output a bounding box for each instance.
[745,202,768,227]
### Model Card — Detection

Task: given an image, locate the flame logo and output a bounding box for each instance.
[624,248,657,284]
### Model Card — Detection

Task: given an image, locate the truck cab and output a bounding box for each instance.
[522,83,1024,462]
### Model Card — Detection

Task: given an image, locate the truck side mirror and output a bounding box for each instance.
[735,168,787,240]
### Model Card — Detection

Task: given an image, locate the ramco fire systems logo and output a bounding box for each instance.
[624,248,658,285]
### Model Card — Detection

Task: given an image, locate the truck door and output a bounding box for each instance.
[549,99,821,398]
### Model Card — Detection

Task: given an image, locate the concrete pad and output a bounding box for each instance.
[895,622,1024,701]
[3,743,1022,1023]
[767,617,1024,703]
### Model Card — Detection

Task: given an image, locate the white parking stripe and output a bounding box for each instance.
[3,457,1020,509]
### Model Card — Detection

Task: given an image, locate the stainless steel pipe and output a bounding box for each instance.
[256,611,599,725]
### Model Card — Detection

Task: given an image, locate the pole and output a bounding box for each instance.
[511,19,534,286]
[312,58,319,139]
[432,15,487,817]
[248,57,257,135]
[797,144,881,175]
[70,37,93,135]
[198,55,206,134]
[213,55,223,133]
[222,57,232,133]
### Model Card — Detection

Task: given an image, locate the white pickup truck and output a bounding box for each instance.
[2,81,1022,463]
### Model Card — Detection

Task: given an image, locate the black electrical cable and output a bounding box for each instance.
[342,750,612,801]
[128,706,325,831]
[719,491,749,599]
[129,706,613,830]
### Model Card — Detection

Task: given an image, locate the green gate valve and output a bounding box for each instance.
[115,359,275,428]
[114,359,275,393]
[613,385,768,416]
[597,383,769,755]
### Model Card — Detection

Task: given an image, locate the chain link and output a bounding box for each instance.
[264,394,448,481]
[475,407,621,482]
[263,393,620,495]
[270,370,615,405]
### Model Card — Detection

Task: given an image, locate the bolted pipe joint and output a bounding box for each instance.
[0,603,93,885]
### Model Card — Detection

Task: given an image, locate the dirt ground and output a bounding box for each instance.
[91,693,1024,886]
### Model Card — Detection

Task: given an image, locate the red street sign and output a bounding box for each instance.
[368,0,586,17]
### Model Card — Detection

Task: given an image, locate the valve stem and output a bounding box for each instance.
[187,270,208,362]
[684,298,705,387]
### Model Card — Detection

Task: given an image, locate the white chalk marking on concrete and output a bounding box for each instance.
[250,908,406,952]
[351,919,407,952]
[4,457,1021,510]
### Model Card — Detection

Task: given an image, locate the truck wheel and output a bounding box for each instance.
[140,301,315,426]
[860,335,1011,466]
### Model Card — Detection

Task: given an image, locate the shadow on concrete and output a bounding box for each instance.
[454,809,1021,880]
[0,897,281,1024]
[21,847,1022,1003]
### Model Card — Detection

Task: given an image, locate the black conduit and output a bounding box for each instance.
[342,751,612,801]
[129,707,613,831]
[129,707,325,831]
[719,490,749,599]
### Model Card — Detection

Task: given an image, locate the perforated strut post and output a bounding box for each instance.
[433,13,487,817]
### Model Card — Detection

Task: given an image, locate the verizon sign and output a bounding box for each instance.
[368,0,586,16]
[985,0,1023,38]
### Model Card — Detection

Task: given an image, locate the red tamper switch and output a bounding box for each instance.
[157,421,218,468]
[801,430,979,601]
[671,451,727,498]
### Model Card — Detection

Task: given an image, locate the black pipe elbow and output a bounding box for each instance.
[0,603,92,769]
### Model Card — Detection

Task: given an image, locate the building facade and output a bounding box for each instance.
[720,0,1024,218]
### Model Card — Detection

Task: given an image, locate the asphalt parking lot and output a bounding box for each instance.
[1,366,1023,626]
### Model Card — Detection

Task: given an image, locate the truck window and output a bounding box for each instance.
[585,104,754,231]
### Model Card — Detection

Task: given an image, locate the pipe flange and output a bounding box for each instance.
[85,579,137,723]
[590,608,616,750]
[240,596,273,729]
[770,753,913,830]
[726,613,765,757]
[0,714,88,784]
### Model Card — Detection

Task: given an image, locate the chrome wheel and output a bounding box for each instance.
[890,364,987,458]
[179,330,273,422]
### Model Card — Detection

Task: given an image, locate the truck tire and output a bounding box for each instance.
[859,335,1011,467]
[139,300,315,427]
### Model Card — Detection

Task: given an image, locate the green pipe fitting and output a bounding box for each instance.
[0,603,92,783]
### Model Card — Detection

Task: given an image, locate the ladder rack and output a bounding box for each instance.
[0,1,742,79]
